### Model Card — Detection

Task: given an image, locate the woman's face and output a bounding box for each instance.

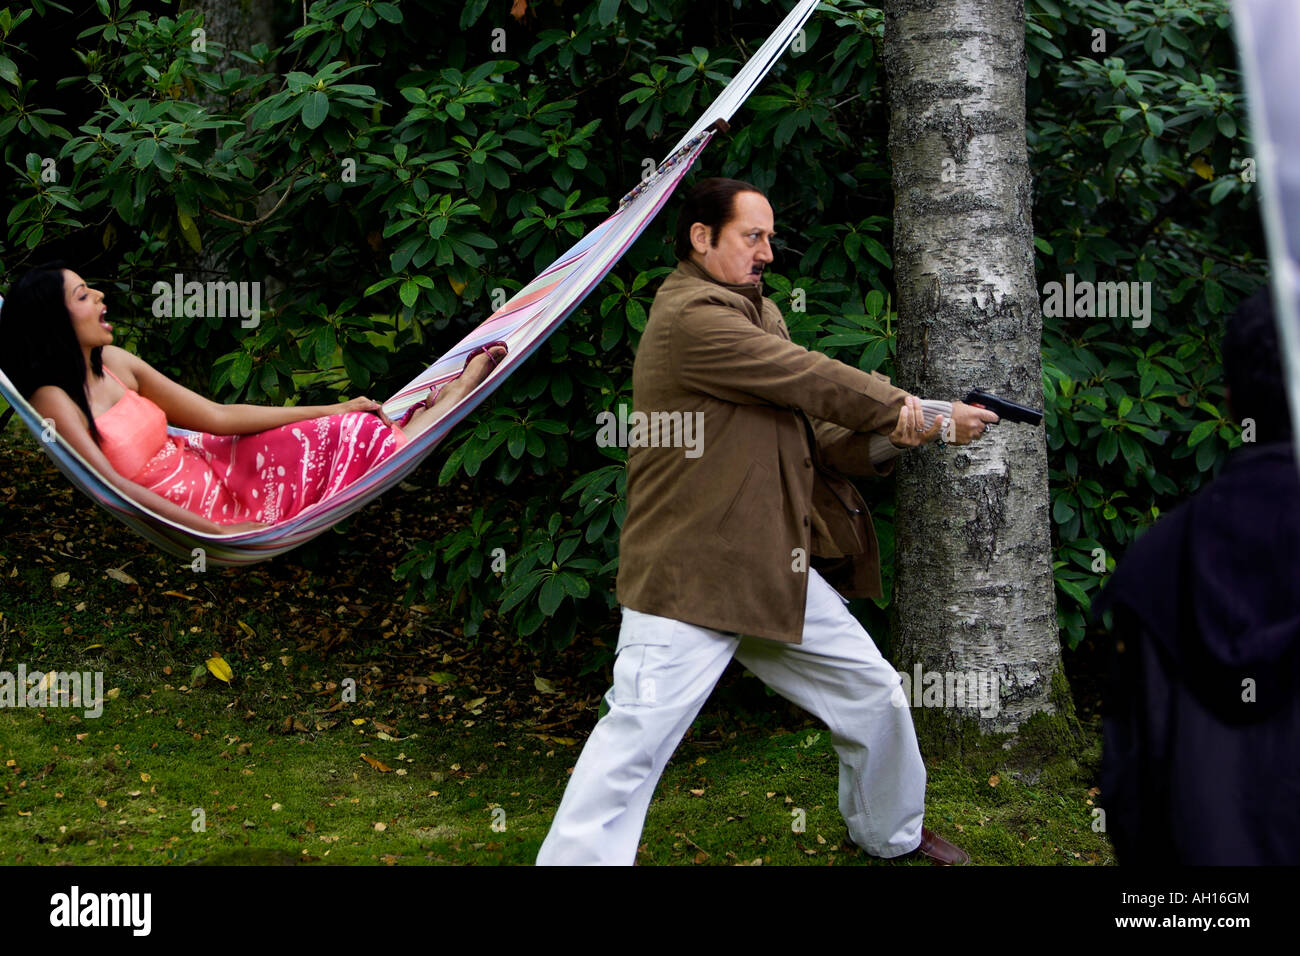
[63,269,112,350]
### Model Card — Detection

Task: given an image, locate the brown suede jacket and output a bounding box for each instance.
[615,258,911,643]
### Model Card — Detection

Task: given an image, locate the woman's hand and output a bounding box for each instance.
[333,396,393,427]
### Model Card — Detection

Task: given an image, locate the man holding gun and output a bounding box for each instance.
[538,178,1003,865]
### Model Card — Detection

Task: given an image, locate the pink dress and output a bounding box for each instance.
[94,368,408,526]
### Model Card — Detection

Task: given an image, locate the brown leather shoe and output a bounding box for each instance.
[910,826,971,865]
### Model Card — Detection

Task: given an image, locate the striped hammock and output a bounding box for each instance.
[0,0,821,567]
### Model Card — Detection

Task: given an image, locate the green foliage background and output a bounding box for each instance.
[0,0,1265,661]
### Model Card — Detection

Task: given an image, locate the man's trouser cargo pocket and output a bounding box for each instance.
[613,608,676,706]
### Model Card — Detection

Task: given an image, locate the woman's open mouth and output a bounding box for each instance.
[99,307,112,332]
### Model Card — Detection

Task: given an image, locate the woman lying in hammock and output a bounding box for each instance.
[0,263,506,534]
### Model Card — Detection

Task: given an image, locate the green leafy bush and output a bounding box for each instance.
[0,0,1260,661]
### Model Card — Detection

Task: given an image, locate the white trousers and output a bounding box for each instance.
[536,567,926,865]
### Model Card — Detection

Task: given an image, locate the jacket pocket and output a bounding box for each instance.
[813,470,869,556]
[715,460,769,545]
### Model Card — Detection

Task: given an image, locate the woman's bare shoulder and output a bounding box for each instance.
[30,382,83,424]
[101,345,141,388]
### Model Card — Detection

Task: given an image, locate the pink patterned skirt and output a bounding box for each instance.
[129,413,408,526]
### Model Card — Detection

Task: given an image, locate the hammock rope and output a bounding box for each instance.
[0,0,821,566]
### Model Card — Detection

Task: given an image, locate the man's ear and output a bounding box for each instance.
[689,221,712,255]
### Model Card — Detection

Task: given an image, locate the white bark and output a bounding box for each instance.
[883,0,1061,732]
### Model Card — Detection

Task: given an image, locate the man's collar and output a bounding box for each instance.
[676,256,765,306]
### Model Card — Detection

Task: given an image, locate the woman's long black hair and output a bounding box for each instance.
[0,261,105,442]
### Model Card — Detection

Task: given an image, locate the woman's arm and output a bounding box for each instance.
[109,347,387,435]
[31,385,253,535]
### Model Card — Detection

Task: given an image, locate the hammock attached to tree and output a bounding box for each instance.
[0,0,820,567]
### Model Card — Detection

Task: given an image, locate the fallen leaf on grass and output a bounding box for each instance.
[988,774,1000,788]
[426,671,455,685]
[528,733,577,746]
[534,675,559,694]
[206,656,233,683]
[105,568,137,586]
[361,753,392,773]
[51,572,70,589]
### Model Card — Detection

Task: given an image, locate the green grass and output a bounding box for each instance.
[0,649,1113,865]
[0,424,1114,865]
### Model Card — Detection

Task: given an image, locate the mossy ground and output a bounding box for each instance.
[0,633,1113,866]
[0,695,1112,866]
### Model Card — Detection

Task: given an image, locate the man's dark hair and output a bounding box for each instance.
[673,177,762,261]
[1222,285,1293,442]
[0,260,105,442]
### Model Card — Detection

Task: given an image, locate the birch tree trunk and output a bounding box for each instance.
[882,0,1067,737]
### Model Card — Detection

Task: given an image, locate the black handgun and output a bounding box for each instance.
[963,390,1043,426]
